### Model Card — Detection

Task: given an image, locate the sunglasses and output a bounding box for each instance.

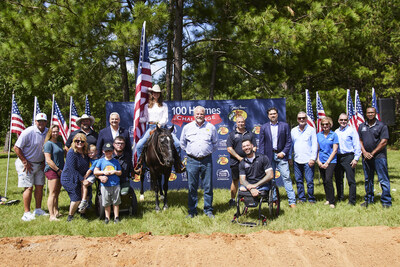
[321,123,330,126]
[297,117,306,120]
[74,140,84,144]
[339,119,348,122]
[114,142,125,145]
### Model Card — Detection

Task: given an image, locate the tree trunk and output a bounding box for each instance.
[119,51,129,101]
[173,0,183,100]
[166,0,174,101]
[209,53,218,100]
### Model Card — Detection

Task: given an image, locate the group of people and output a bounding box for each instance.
[227,107,392,210]
[13,85,392,222]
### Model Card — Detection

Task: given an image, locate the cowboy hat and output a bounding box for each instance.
[76,114,95,127]
[149,84,162,93]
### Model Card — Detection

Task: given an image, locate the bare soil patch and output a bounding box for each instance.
[0,226,399,266]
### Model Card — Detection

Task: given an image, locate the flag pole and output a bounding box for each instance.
[33,96,37,126]
[69,96,72,137]
[46,94,56,197]
[4,93,15,197]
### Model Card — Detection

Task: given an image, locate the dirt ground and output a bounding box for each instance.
[0,226,399,266]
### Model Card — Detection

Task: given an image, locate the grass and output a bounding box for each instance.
[0,150,399,237]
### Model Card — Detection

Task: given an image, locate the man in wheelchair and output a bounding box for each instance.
[239,138,274,197]
[234,138,279,225]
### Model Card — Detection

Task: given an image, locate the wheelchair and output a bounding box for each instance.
[232,180,280,226]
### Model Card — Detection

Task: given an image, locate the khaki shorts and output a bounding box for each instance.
[15,159,45,187]
[100,185,121,207]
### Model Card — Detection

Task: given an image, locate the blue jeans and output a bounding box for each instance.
[186,156,213,215]
[136,124,181,160]
[362,157,392,206]
[272,153,296,205]
[294,162,316,202]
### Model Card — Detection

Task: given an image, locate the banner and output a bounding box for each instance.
[106,98,286,190]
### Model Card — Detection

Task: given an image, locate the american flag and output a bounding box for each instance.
[11,95,25,135]
[85,95,91,116]
[371,87,381,120]
[32,96,41,126]
[316,91,326,133]
[305,89,315,129]
[354,90,365,131]
[346,89,357,129]
[133,21,151,164]
[52,99,69,143]
[69,97,80,134]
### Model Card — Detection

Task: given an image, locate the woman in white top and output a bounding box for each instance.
[136,84,184,173]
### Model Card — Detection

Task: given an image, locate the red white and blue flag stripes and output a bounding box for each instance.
[32,96,41,126]
[371,87,381,121]
[305,89,316,129]
[52,99,69,143]
[346,89,357,129]
[316,91,326,133]
[133,21,151,164]
[11,95,25,135]
[354,90,365,131]
[69,97,80,134]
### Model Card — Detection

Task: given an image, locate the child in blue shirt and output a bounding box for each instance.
[94,142,122,224]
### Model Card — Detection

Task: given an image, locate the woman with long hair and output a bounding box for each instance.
[135,84,184,173]
[316,117,339,208]
[61,133,89,221]
[43,125,64,221]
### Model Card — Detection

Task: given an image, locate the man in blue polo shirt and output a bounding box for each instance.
[226,116,257,206]
[239,139,274,197]
[335,113,361,205]
[358,107,391,208]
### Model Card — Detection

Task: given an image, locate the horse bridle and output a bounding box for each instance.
[152,132,172,167]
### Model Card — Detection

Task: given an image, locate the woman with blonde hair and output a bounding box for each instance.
[61,133,89,221]
[316,117,339,208]
[43,125,65,221]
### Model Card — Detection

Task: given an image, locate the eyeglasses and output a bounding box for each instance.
[297,117,306,120]
[321,123,330,126]
[114,142,125,145]
[339,119,348,122]
[74,140,84,144]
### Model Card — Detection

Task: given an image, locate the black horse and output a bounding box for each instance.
[139,126,175,211]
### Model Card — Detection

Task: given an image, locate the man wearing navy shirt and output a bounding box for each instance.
[358,107,392,208]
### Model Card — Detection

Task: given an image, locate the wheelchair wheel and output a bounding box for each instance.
[95,192,105,219]
[268,184,280,218]
[129,186,138,216]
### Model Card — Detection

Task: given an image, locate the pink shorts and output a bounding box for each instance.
[45,169,60,180]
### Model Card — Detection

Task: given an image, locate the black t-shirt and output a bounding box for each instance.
[226,128,257,166]
[239,153,272,185]
[113,152,133,183]
[65,129,99,148]
[358,120,389,158]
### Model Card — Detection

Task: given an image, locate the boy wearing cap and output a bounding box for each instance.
[14,113,49,221]
[94,142,122,224]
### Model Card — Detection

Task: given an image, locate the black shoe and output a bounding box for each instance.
[104,218,110,224]
[382,205,391,209]
[186,213,197,219]
[347,202,356,206]
[80,213,88,220]
[228,199,236,207]
[360,201,369,207]
[67,215,74,222]
[114,217,120,224]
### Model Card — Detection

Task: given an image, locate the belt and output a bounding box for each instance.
[338,152,354,156]
[187,154,211,161]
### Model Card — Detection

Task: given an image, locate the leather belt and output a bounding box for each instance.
[187,154,211,161]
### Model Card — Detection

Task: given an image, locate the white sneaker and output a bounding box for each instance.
[78,200,88,212]
[21,212,36,221]
[33,208,49,216]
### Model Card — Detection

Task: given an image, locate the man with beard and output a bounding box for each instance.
[226,116,257,206]
[97,112,131,158]
[65,114,98,150]
[14,113,49,221]
[112,136,134,185]
[358,107,392,208]
[180,106,218,218]
[239,139,274,197]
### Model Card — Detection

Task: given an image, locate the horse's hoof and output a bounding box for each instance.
[155,207,160,212]
[159,195,164,200]
[139,195,145,201]
[163,205,168,211]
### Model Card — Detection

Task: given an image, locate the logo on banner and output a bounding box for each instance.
[218,125,229,135]
[228,109,248,121]
[216,169,230,180]
[252,125,261,135]
[217,139,227,150]
[217,156,229,165]
[169,172,177,181]
[171,114,222,127]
